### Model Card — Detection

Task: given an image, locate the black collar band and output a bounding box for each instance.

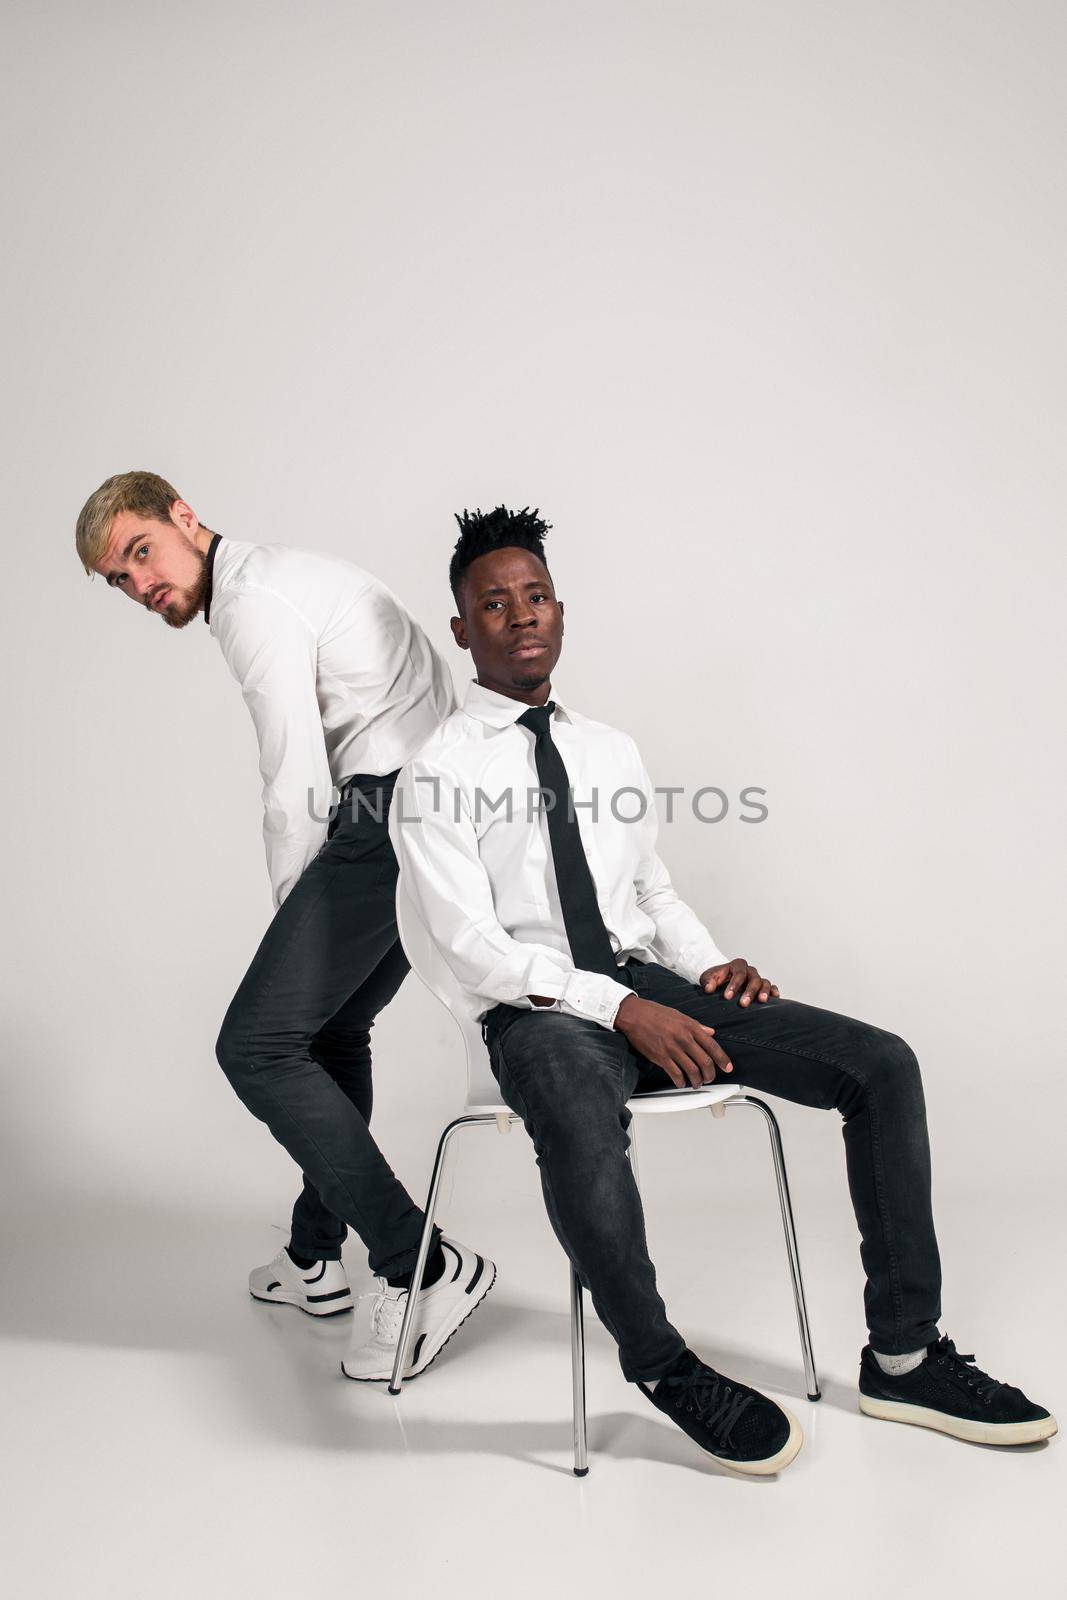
[202,531,222,625]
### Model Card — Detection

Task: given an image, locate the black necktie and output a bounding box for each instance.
[517,702,620,980]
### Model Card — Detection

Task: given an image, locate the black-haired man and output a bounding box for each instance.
[389,504,1055,1472]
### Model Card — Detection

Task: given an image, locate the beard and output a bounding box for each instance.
[511,666,551,691]
[158,556,210,630]
[508,651,554,691]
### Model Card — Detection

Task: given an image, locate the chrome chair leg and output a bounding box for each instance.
[388,1113,497,1395]
[570,1267,588,1476]
[729,1095,821,1401]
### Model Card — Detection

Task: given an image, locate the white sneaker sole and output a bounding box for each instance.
[342,1255,496,1383]
[719,1406,804,1476]
[249,1284,353,1318]
[859,1393,1058,1445]
[639,1384,805,1475]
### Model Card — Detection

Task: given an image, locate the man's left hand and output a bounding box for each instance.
[699,958,779,1006]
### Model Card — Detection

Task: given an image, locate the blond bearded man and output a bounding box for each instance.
[75,471,495,1382]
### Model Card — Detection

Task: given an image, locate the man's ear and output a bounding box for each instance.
[450,615,469,651]
[169,498,200,535]
[559,599,565,634]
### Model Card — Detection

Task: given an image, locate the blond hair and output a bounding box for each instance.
[75,469,184,576]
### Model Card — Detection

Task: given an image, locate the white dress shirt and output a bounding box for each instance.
[389,680,729,1030]
[205,535,456,909]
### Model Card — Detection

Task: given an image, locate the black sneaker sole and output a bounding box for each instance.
[859,1393,1057,1445]
[249,1287,353,1318]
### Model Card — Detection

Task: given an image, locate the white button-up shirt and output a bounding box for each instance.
[390,680,728,1030]
[206,535,456,909]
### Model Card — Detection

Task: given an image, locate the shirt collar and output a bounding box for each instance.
[462,678,574,728]
[202,531,222,625]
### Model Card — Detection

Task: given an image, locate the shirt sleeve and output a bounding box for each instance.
[212,588,333,910]
[390,759,633,1029]
[627,736,730,984]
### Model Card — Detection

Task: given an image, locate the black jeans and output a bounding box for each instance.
[215,772,441,1278]
[483,958,941,1383]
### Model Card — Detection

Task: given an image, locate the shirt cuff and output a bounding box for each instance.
[670,942,730,986]
[557,970,635,1031]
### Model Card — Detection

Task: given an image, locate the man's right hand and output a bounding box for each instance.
[613,994,733,1088]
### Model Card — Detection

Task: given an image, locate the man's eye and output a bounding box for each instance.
[136,545,149,558]
[485,599,503,611]
[531,592,548,602]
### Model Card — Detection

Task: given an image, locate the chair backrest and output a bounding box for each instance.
[394,877,505,1112]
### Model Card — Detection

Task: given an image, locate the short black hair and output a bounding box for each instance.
[449,505,552,606]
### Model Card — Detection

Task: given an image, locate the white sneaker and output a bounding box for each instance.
[249,1248,353,1317]
[341,1236,495,1382]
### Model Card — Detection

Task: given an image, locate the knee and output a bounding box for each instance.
[215,1013,253,1084]
[884,1029,921,1079]
[865,1029,925,1108]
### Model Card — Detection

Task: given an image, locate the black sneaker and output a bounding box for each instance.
[859,1336,1057,1446]
[639,1349,803,1475]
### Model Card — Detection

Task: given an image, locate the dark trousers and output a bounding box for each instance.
[215,772,441,1279]
[484,958,942,1383]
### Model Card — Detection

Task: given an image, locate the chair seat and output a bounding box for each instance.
[628,1082,742,1114]
[463,1083,742,1118]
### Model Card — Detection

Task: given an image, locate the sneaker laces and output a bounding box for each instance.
[661,1368,754,1446]
[357,1283,406,1343]
[931,1336,1005,1401]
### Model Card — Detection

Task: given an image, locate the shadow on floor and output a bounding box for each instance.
[15,1187,1026,1478]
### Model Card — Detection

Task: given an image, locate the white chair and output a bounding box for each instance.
[389,883,820,1475]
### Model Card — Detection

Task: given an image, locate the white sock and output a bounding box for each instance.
[873,1347,926,1377]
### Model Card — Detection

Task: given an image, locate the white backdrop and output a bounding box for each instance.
[2,0,1064,1416]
